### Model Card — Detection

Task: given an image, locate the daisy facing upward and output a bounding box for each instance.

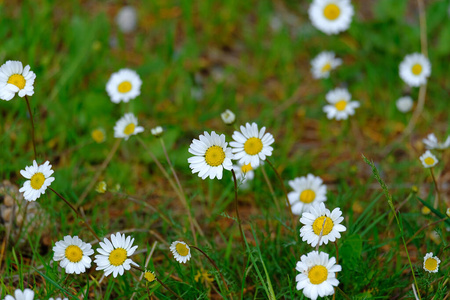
[399,53,431,87]
[53,235,94,274]
[308,0,354,35]
[19,160,55,202]
[323,87,360,120]
[310,51,342,79]
[106,68,142,103]
[287,174,327,215]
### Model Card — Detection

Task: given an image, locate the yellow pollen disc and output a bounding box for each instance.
[7,74,26,89]
[424,157,434,165]
[117,81,132,93]
[91,129,105,143]
[323,4,340,20]
[175,243,189,256]
[144,271,156,283]
[244,137,263,155]
[424,258,437,271]
[65,245,83,263]
[312,216,334,235]
[123,123,135,135]
[205,145,226,167]
[308,265,328,284]
[241,163,253,173]
[109,248,127,266]
[30,173,45,190]
[321,63,332,73]
[300,189,316,203]
[411,64,422,75]
[335,100,347,111]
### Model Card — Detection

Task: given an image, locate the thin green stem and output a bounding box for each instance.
[24,95,37,159]
[261,166,281,214]
[430,168,440,209]
[132,265,183,300]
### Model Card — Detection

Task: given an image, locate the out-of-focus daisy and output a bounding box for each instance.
[323,88,359,120]
[53,235,94,274]
[423,252,440,273]
[446,208,450,218]
[300,203,346,247]
[144,270,156,283]
[232,163,256,189]
[295,251,341,300]
[230,123,274,168]
[221,109,236,125]
[419,150,438,168]
[170,241,191,264]
[91,128,106,143]
[188,131,233,180]
[94,232,138,277]
[106,69,142,103]
[288,174,327,215]
[95,181,107,193]
[396,96,413,113]
[19,160,55,202]
[423,133,450,150]
[0,60,36,101]
[113,112,144,140]
[308,0,354,35]
[310,51,342,79]
[151,126,164,137]
[421,206,431,215]
[399,53,431,87]
[3,289,35,300]
[115,6,137,33]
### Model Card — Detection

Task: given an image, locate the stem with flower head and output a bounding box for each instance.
[132,265,183,300]
[429,167,441,208]
[24,96,37,159]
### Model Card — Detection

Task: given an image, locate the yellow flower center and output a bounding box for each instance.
[241,163,253,173]
[65,245,83,263]
[91,129,105,143]
[411,64,422,75]
[117,81,132,93]
[312,216,334,235]
[424,258,438,271]
[323,4,340,20]
[308,265,328,284]
[300,189,316,203]
[30,173,45,190]
[144,271,156,283]
[109,248,127,266]
[321,63,332,73]
[123,123,135,135]
[335,100,347,111]
[7,74,26,89]
[424,157,435,166]
[244,137,263,155]
[204,145,225,167]
[175,243,189,256]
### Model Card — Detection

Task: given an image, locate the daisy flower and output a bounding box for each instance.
[53,235,94,274]
[308,0,354,35]
[300,203,346,247]
[288,174,327,215]
[399,53,431,87]
[91,128,106,143]
[113,112,144,140]
[230,122,274,168]
[0,60,36,101]
[310,51,342,79]
[396,96,413,113]
[188,131,233,180]
[419,150,438,168]
[94,232,138,278]
[106,68,142,103]
[19,160,55,202]
[170,241,191,264]
[423,252,440,273]
[144,270,157,283]
[221,109,236,125]
[151,126,164,137]
[3,289,35,300]
[232,162,256,189]
[323,88,359,120]
[295,251,341,300]
[423,133,450,150]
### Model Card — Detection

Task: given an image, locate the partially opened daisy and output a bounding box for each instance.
[113,112,144,140]
[94,232,138,277]
[170,241,191,264]
[300,202,346,247]
[419,150,438,168]
[3,289,35,300]
[53,235,94,274]
[423,133,450,150]
[423,252,440,273]
[288,174,327,215]
[232,162,256,189]
[310,51,342,79]
[19,160,55,202]
[0,60,36,101]
[399,53,431,87]
[106,68,142,103]
[308,0,354,35]
[396,96,413,113]
[188,131,233,180]
[230,122,274,167]
[323,87,359,120]
[296,251,341,300]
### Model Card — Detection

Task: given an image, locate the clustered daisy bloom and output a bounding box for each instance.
[419,150,438,168]
[310,51,342,79]
[170,241,191,264]
[399,53,431,87]
[288,174,327,215]
[0,60,36,101]
[113,112,144,140]
[3,289,35,300]
[308,0,354,35]
[323,87,359,120]
[423,133,450,150]
[423,252,440,273]
[53,235,94,274]
[19,160,55,202]
[106,68,142,103]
